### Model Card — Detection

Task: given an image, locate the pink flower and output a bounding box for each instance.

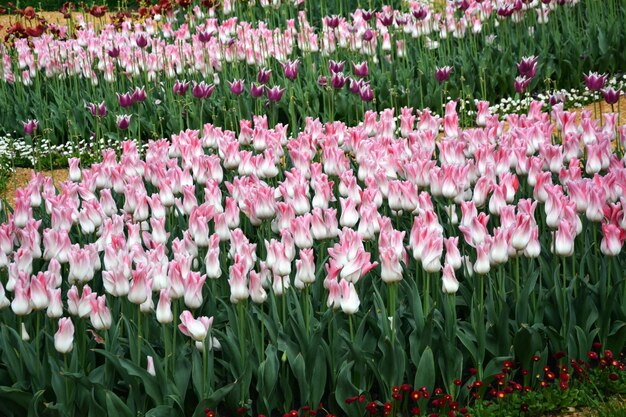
[184,272,206,310]
[295,248,315,288]
[600,224,625,256]
[54,317,74,354]
[90,295,112,330]
[340,280,360,315]
[178,311,213,341]
[441,264,459,294]
[228,262,249,304]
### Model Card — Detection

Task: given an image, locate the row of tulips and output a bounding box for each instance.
[1,97,626,415]
[1,0,624,144]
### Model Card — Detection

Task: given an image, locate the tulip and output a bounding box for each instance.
[117,92,133,108]
[257,67,271,84]
[146,290,169,326]
[250,83,264,98]
[441,264,459,294]
[135,34,148,48]
[514,76,532,94]
[173,80,190,96]
[602,87,621,105]
[54,317,74,354]
[266,86,285,102]
[360,84,374,102]
[600,224,625,256]
[283,59,299,80]
[131,87,147,103]
[22,119,38,135]
[583,71,607,91]
[228,79,245,96]
[516,56,538,79]
[86,101,107,118]
[116,114,132,130]
[331,72,347,90]
[146,356,156,376]
[435,66,452,83]
[340,280,360,314]
[90,295,112,330]
[178,311,213,341]
[192,82,215,99]
[352,61,369,78]
[21,323,30,342]
[362,28,374,42]
[328,60,345,74]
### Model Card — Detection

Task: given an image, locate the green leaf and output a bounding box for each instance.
[105,391,133,417]
[413,346,435,395]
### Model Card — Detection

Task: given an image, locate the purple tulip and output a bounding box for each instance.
[514,76,532,94]
[331,73,347,90]
[198,30,213,43]
[116,114,131,130]
[108,47,120,58]
[228,79,245,96]
[283,59,299,81]
[435,66,453,83]
[352,61,369,78]
[173,80,190,96]
[257,68,272,84]
[266,86,286,103]
[192,81,215,99]
[412,8,428,20]
[584,72,608,91]
[117,92,133,108]
[378,12,394,27]
[349,78,364,95]
[360,84,374,102]
[362,29,374,42]
[250,83,265,98]
[22,119,38,135]
[131,87,147,103]
[549,92,567,106]
[517,56,538,79]
[602,87,621,105]
[361,9,375,21]
[86,101,107,118]
[328,60,345,74]
[326,15,340,28]
[318,75,328,87]
[136,34,148,49]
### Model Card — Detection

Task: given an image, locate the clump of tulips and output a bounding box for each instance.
[1,93,626,416]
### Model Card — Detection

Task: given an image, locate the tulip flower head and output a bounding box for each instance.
[116,114,132,130]
[22,119,38,135]
[583,72,608,91]
[54,317,74,354]
[435,66,453,84]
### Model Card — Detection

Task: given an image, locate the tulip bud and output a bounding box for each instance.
[54,317,74,354]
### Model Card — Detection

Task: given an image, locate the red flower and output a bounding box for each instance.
[410,407,420,416]
[609,373,619,381]
[400,384,412,392]
[453,379,462,386]
[205,409,215,417]
[410,391,421,401]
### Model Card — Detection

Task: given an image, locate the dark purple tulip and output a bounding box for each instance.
[395,16,408,26]
[352,61,369,78]
[86,101,107,118]
[412,7,428,20]
[458,0,470,11]
[497,6,514,17]
[378,12,394,27]
[517,56,538,79]
[549,92,567,106]
[362,29,374,42]
[435,66,453,83]
[318,75,328,87]
[108,46,120,58]
[584,72,608,91]
[331,73,347,89]
[192,81,215,99]
[602,87,621,105]
[328,60,345,74]
[266,86,286,103]
[173,80,190,96]
[250,83,265,98]
[131,87,147,103]
[257,68,272,84]
[514,76,532,94]
[326,15,340,28]
[22,119,38,135]
[136,34,148,49]
[349,78,364,95]
[361,9,375,21]
[513,0,523,11]
[117,92,133,108]
[360,84,374,102]
[228,79,245,96]
[283,59,299,81]
[116,114,131,130]
[198,30,213,43]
